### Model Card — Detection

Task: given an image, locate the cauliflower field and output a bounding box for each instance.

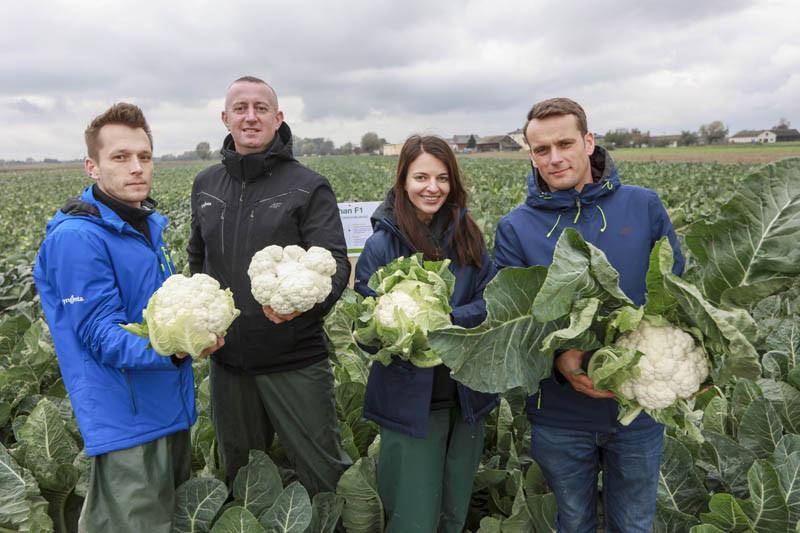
[1,156,799,532]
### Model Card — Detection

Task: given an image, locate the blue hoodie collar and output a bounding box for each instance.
[46,185,168,237]
[525,145,620,211]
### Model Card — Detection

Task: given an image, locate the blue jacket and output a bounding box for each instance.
[355,198,499,438]
[33,186,197,456]
[494,147,685,433]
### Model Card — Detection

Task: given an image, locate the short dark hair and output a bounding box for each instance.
[232,75,268,85]
[226,76,278,109]
[85,103,152,160]
[523,97,588,144]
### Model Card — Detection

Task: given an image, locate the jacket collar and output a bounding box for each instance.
[525,145,620,211]
[220,122,296,182]
[46,185,167,237]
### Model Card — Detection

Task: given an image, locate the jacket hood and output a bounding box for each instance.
[46,186,166,237]
[525,145,620,211]
[220,121,296,181]
[370,189,397,230]
[370,189,418,251]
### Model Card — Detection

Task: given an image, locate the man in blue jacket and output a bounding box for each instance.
[33,103,222,533]
[494,97,684,532]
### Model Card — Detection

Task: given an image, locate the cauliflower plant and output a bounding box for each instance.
[354,254,455,368]
[248,245,337,315]
[588,316,710,427]
[121,273,239,357]
[615,320,709,410]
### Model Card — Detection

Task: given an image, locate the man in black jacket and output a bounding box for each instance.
[187,76,351,492]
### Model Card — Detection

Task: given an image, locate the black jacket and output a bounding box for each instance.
[187,122,350,373]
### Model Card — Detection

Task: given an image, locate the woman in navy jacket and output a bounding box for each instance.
[355,135,498,533]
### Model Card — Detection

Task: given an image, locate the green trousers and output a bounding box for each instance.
[209,357,352,494]
[378,408,485,533]
[78,430,190,533]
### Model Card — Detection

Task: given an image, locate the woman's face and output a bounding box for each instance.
[404,152,451,224]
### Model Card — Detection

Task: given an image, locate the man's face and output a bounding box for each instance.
[222,81,284,155]
[526,114,595,192]
[85,124,153,207]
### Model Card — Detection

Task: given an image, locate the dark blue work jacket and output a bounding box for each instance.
[494,147,685,433]
[355,201,499,438]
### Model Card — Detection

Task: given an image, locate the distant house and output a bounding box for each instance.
[382,143,404,156]
[775,128,800,142]
[476,135,522,152]
[729,128,800,144]
[650,134,682,148]
[507,128,527,150]
[451,134,479,152]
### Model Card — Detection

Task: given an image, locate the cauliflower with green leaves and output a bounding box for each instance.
[615,320,709,410]
[248,245,337,315]
[354,255,455,368]
[121,273,239,357]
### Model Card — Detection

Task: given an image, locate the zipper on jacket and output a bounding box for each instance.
[198,192,228,256]
[456,384,477,424]
[122,369,138,415]
[231,180,246,284]
[537,390,542,409]
[161,246,175,275]
[220,209,225,256]
[179,369,191,425]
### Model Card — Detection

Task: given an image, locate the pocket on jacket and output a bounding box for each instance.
[197,192,227,256]
[244,194,301,259]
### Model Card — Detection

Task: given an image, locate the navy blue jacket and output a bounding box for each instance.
[355,198,499,438]
[33,186,197,456]
[494,147,685,433]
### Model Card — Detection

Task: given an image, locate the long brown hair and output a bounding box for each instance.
[392,135,485,267]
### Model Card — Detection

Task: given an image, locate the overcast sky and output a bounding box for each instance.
[2,0,798,160]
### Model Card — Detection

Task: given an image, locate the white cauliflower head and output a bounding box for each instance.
[248,245,337,315]
[614,319,709,410]
[123,273,240,357]
[374,290,421,328]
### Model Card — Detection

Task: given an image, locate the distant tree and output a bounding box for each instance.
[774,117,791,130]
[361,132,382,153]
[467,135,477,150]
[320,139,335,156]
[196,141,212,160]
[603,128,633,148]
[630,128,651,147]
[338,142,355,155]
[678,130,699,146]
[699,121,729,144]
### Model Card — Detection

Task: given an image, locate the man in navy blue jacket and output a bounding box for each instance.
[34,103,222,532]
[494,98,684,532]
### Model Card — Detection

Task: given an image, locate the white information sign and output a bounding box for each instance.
[338,201,381,257]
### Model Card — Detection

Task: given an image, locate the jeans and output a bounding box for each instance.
[531,423,664,533]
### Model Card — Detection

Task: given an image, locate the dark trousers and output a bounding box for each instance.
[209,357,352,494]
[378,408,485,533]
[78,430,190,533]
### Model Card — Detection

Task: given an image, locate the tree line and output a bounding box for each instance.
[603,118,792,148]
